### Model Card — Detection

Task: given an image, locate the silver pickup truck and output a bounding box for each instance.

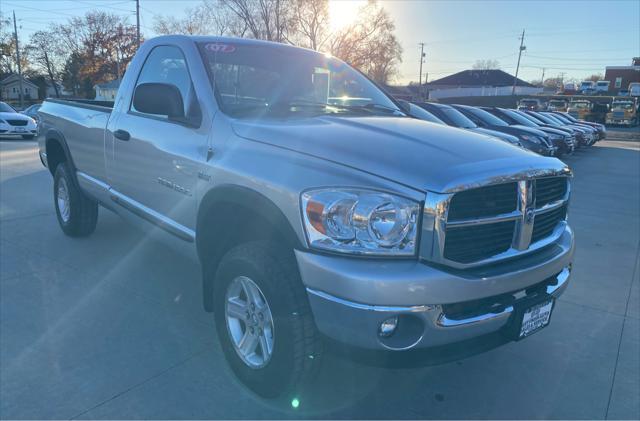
[38,35,574,399]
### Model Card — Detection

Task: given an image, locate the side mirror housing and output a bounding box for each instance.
[133,83,185,120]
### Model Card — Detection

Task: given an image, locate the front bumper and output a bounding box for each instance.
[0,123,37,136]
[298,227,574,351]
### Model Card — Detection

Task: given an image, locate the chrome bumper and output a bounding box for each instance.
[299,226,574,351]
[306,265,571,351]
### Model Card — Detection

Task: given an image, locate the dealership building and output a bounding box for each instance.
[604,57,640,94]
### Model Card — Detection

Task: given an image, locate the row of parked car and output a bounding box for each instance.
[398,100,605,158]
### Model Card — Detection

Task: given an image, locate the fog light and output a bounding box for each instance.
[378,316,399,337]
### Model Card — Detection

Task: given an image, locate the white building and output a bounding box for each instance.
[94,79,121,101]
[426,69,542,100]
[0,74,40,100]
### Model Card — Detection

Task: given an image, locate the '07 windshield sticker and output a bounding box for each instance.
[205,43,236,53]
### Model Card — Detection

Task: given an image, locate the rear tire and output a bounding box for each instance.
[213,241,323,400]
[53,163,98,237]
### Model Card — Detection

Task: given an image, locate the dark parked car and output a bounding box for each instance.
[514,110,586,148]
[415,102,527,149]
[482,107,575,155]
[551,111,606,140]
[451,104,562,156]
[525,110,598,146]
[396,99,446,125]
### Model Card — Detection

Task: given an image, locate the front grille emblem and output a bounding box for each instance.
[513,180,536,250]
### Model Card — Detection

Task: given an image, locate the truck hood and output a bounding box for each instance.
[232,116,568,193]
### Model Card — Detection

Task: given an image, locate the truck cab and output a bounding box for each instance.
[548,99,568,112]
[567,99,592,120]
[517,98,544,111]
[606,99,638,126]
[579,81,596,95]
[595,80,610,94]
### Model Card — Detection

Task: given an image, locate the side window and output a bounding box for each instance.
[615,77,622,88]
[132,45,192,117]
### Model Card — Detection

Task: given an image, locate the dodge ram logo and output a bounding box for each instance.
[525,208,535,224]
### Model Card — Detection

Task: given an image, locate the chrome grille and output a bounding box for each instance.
[444,220,515,263]
[532,205,567,243]
[448,182,517,220]
[421,175,570,268]
[536,177,568,208]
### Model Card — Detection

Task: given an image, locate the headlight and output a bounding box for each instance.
[301,189,420,256]
[521,134,543,144]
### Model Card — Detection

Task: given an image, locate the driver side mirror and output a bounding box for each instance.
[133,82,188,122]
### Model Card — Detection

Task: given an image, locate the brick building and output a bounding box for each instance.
[604,58,640,94]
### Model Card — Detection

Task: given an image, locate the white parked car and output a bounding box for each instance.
[0,102,38,139]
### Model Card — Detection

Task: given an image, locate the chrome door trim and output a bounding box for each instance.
[76,171,195,243]
[110,189,196,242]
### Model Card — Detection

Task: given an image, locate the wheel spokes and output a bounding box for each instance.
[226,297,248,321]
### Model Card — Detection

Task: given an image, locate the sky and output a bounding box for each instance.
[3,0,639,85]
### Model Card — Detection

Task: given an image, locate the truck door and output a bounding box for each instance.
[108,45,208,234]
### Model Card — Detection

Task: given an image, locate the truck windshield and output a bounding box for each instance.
[569,102,590,109]
[198,41,403,118]
[612,102,633,110]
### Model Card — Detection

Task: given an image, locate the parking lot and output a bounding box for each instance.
[0,129,638,419]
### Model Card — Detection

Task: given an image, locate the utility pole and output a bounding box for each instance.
[135,0,141,49]
[540,67,545,88]
[418,43,425,100]
[511,29,526,96]
[12,10,24,109]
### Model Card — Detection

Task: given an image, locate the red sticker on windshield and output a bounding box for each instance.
[205,43,236,53]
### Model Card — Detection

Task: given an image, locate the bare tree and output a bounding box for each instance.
[219,0,294,42]
[0,12,31,77]
[27,30,64,97]
[292,0,330,50]
[329,1,402,83]
[472,59,501,70]
[586,73,603,82]
[154,0,242,36]
[53,11,139,98]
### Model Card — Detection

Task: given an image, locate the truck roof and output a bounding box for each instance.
[151,34,319,55]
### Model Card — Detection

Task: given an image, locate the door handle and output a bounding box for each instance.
[113,129,130,141]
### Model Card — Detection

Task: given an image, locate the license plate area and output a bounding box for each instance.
[505,295,555,340]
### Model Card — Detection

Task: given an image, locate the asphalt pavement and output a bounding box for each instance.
[0,129,638,419]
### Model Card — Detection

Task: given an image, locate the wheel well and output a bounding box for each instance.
[197,187,302,312]
[46,138,66,175]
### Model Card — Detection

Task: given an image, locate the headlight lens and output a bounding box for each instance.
[521,134,542,144]
[302,189,420,256]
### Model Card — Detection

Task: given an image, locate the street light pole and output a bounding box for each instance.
[12,10,24,109]
[512,29,526,96]
[136,0,141,49]
[418,43,425,100]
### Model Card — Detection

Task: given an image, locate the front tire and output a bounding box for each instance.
[53,163,98,237]
[213,241,323,400]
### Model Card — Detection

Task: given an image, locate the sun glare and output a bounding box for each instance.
[328,0,365,30]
